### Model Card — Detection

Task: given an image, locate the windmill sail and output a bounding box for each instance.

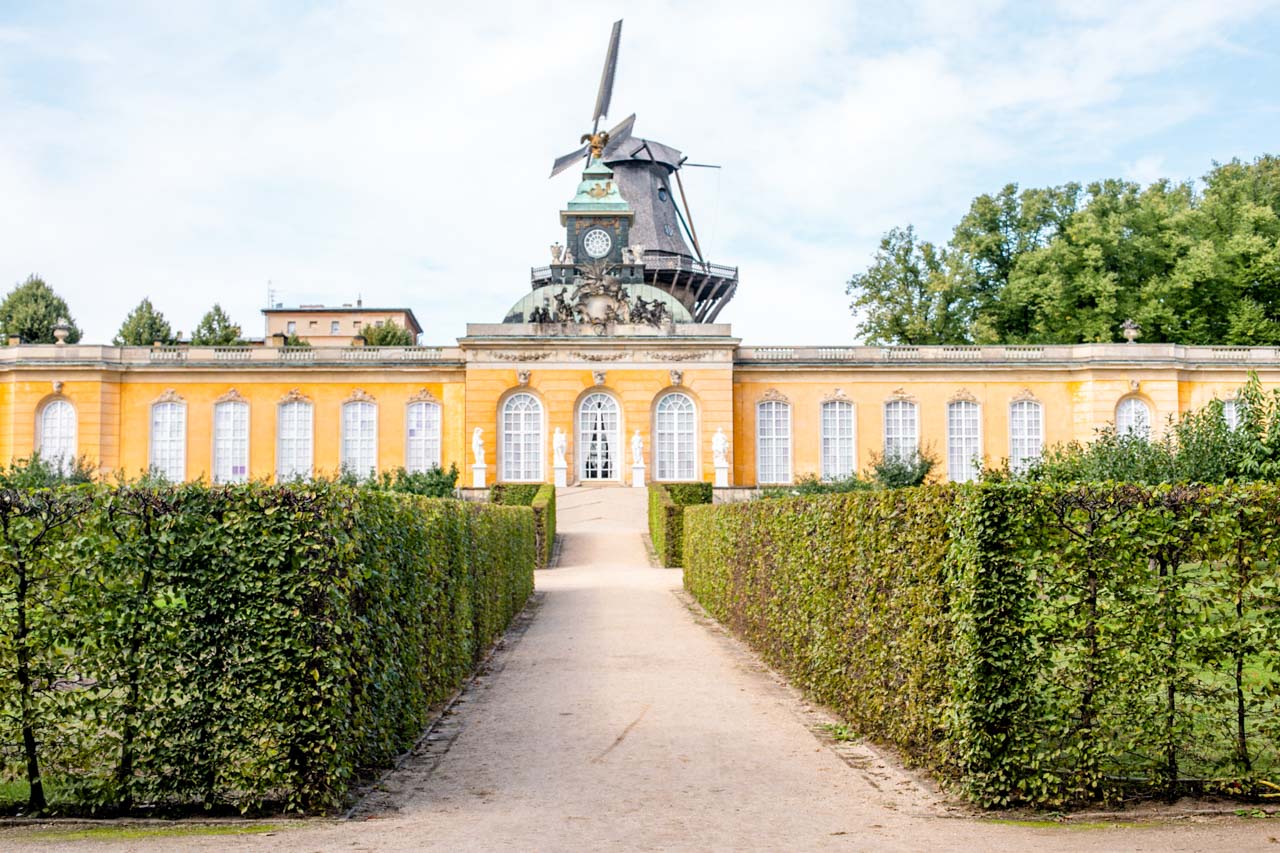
[593,20,623,126]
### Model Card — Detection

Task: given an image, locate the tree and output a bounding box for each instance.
[360,320,416,347]
[190,303,242,346]
[113,298,175,346]
[0,275,82,344]
[846,227,971,345]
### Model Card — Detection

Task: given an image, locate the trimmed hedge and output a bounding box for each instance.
[648,482,712,567]
[684,483,1280,807]
[0,483,534,814]
[490,483,556,568]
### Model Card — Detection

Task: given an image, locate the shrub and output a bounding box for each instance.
[684,482,1280,808]
[491,483,556,568]
[868,448,936,488]
[760,473,874,499]
[647,482,712,567]
[0,483,534,815]
[372,464,459,497]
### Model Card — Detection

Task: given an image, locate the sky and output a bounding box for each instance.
[1,0,1278,345]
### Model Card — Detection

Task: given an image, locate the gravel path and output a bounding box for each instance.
[4,486,1276,851]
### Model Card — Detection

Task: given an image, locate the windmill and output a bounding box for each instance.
[540,19,739,323]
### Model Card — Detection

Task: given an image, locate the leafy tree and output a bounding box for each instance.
[190,303,242,346]
[360,320,416,347]
[113,298,175,346]
[847,227,971,345]
[0,275,82,344]
[283,333,310,348]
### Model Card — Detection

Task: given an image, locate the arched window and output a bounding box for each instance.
[406,401,442,472]
[654,392,696,481]
[37,399,77,475]
[883,400,918,461]
[277,400,313,481]
[1116,397,1151,437]
[501,392,543,482]
[1009,400,1043,473]
[578,392,620,481]
[149,401,187,482]
[212,400,249,484]
[341,401,378,480]
[756,400,792,484]
[820,400,854,481]
[947,400,981,483]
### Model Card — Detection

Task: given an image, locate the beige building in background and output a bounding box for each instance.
[262,303,423,346]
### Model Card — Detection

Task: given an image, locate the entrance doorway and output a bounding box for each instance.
[578,392,620,481]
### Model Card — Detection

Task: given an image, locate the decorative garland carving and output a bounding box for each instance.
[153,388,184,404]
[345,388,376,404]
[214,388,247,404]
[493,352,553,362]
[407,387,439,403]
[572,351,627,362]
[652,351,711,362]
[280,388,311,404]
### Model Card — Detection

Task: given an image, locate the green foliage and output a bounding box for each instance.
[0,483,534,815]
[283,334,310,348]
[0,453,95,488]
[190,304,243,346]
[366,464,459,497]
[685,482,1280,808]
[848,156,1280,345]
[869,448,937,488]
[490,483,556,569]
[0,276,81,345]
[113,298,174,346]
[360,322,415,347]
[760,473,874,499]
[647,483,711,567]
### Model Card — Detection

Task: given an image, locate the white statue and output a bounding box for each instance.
[712,427,729,466]
[472,427,485,466]
[553,427,567,466]
[631,429,644,466]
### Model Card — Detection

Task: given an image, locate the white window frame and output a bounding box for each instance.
[341,400,378,480]
[577,391,623,482]
[276,400,314,481]
[501,392,544,482]
[883,400,919,462]
[37,399,77,475]
[212,400,250,484]
[406,401,442,473]
[654,392,697,481]
[756,400,792,485]
[1008,399,1044,474]
[1222,398,1241,431]
[1115,396,1151,437]
[946,400,982,483]
[149,401,187,482]
[820,400,855,481]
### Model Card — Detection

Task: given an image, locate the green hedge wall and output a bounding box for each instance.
[490,483,556,568]
[0,483,534,815]
[647,483,712,567]
[684,483,1280,807]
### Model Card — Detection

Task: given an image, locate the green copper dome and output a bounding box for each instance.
[566,158,631,212]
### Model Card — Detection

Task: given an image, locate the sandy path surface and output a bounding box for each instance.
[4,485,1276,851]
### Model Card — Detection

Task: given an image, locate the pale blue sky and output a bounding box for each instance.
[1,0,1277,344]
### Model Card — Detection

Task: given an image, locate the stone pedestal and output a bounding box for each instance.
[632,462,646,488]
[471,463,486,489]
[553,462,568,488]
[714,462,730,488]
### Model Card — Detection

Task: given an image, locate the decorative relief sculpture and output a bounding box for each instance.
[669,369,683,387]
[281,388,311,404]
[346,388,376,403]
[215,387,247,404]
[553,428,568,466]
[631,429,644,466]
[527,261,671,332]
[550,242,564,263]
[408,387,438,403]
[154,388,184,404]
[712,427,730,467]
[1011,387,1038,403]
[51,380,63,394]
[494,352,553,362]
[472,428,485,466]
[517,370,531,386]
[948,388,977,404]
[593,370,607,386]
[760,387,788,403]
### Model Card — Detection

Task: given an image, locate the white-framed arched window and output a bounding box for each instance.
[820,399,855,481]
[883,399,918,461]
[578,392,621,481]
[277,399,313,481]
[1009,399,1043,473]
[654,392,697,481]
[149,400,187,482]
[501,392,543,482]
[947,400,981,483]
[756,399,792,484]
[406,401,442,473]
[37,399,77,475]
[1116,396,1151,437]
[212,399,249,484]
[341,400,378,480]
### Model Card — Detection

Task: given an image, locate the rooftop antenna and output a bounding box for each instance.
[549,20,636,178]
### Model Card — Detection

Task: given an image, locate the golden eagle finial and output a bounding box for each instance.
[581,130,611,160]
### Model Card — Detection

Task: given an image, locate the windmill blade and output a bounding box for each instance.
[600,113,636,158]
[549,142,591,178]
[592,20,623,127]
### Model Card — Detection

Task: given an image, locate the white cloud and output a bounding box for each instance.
[0,0,1273,345]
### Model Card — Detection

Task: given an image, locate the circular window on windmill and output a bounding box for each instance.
[582,228,612,259]
[657,187,668,203]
